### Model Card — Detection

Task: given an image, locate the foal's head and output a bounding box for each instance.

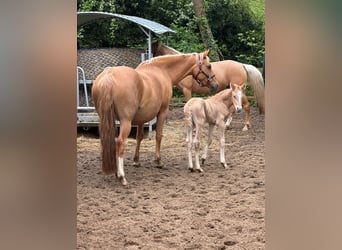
[230,83,246,113]
[193,50,218,92]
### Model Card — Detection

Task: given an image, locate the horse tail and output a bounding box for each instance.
[203,100,210,120]
[184,102,194,129]
[92,74,117,175]
[243,64,265,114]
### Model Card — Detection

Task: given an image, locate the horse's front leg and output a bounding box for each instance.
[242,95,251,131]
[133,124,144,167]
[225,105,235,130]
[218,124,228,169]
[154,109,168,167]
[182,87,193,101]
[116,120,131,185]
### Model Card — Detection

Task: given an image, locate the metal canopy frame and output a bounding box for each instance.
[77,12,175,132]
[77,11,176,59]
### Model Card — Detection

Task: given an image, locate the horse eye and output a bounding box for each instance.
[207,64,211,70]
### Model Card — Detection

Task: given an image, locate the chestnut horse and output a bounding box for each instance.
[184,83,245,172]
[152,41,265,131]
[92,51,218,185]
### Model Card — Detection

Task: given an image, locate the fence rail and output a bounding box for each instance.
[170,95,255,108]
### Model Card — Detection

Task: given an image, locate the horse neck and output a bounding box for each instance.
[141,54,197,85]
[211,89,233,108]
[161,45,181,55]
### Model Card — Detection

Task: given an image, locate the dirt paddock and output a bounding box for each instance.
[77,106,265,249]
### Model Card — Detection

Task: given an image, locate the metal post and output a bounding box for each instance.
[148,30,152,59]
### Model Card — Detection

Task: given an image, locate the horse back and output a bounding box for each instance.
[212,60,247,85]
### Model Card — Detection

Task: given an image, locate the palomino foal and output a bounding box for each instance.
[184,83,246,172]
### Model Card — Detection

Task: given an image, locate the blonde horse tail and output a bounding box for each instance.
[243,64,265,114]
[93,74,117,175]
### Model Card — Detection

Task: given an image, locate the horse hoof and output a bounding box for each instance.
[242,125,250,131]
[221,163,228,169]
[201,158,206,165]
[188,168,194,172]
[133,162,141,167]
[154,160,164,168]
[120,177,128,186]
[196,168,204,173]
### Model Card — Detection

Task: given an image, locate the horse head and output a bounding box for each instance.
[193,50,218,92]
[230,82,246,113]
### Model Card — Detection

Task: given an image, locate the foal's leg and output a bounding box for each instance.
[218,123,228,169]
[242,95,251,131]
[116,120,132,185]
[193,123,204,172]
[225,105,235,130]
[201,124,214,165]
[186,123,194,171]
[133,124,144,167]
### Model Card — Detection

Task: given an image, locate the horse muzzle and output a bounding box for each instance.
[235,106,242,113]
[209,83,218,93]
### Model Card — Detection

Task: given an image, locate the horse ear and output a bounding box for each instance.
[242,83,247,90]
[203,50,210,58]
[230,82,237,90]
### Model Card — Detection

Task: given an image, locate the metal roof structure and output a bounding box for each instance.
[77,11,175,129]
[77,11,175,60]
[77,11,176,35]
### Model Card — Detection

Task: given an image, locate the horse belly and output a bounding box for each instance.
[131,105,161,125]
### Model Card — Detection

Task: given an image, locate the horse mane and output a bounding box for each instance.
[160,44,181,55]
[138,53,189,67]
[208,88,231,102]
[152,40,181,55]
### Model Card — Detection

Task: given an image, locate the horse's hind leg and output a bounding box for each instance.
[133,124,144,167]
[201,124,214,165]
[154,109,168,167]
[242,95,251,131]
[116,120,131,185]
[193,124,204,172]
[186,124,194,171]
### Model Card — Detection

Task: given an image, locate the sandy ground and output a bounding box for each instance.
[77,106,265,249]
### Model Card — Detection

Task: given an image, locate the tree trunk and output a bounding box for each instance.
[192,0,223,61]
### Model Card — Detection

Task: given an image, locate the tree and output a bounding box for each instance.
[206,0,264,66]
[192,0,223,61]
[77,0,264,66]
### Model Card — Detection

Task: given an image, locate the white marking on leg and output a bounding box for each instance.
[187,138,193,170]
[225,116,233,128]
[219,130,228,168]
[194,141,201,170]
[186,125,194,170]
[117,157,127,185]
[202,125,213,161]
[242,125,248,131]
[201,144,208,161]
[194,140,203,172]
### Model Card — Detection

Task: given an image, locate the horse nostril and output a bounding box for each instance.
[210,83,218,92]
